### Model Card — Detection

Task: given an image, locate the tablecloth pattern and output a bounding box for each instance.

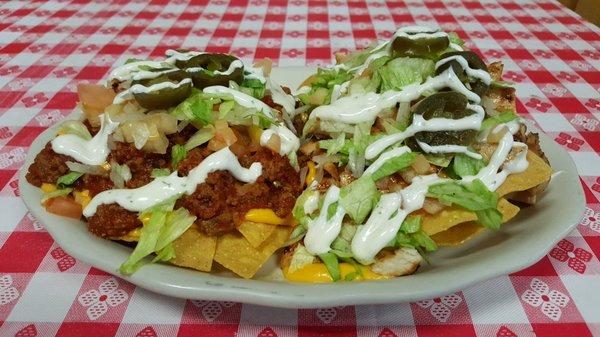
[0,0,599,336]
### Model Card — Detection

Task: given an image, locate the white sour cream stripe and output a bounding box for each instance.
[203,86,300,156]
[365,101,485,160]
[363,146,411,176]
[435,55,491,85]
[108,61,169,82]
[186,60,244,75]
[113,78,192,105]
[52,114,119,166]
[462,132,528,191]
[83,147,262,217]
[415,141,483,159]
[392,25,448,40]
[267,79,296,116]
[310,66,481,125]
[304,186,346,255]
[351,193,407,264]
[165,49,205,62]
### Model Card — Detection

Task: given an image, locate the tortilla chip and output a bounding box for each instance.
[214,226,291,278]
[422,198,520,236]
[170,226,217,272]
[431,222,485,246]
[496,151,552,197]
[237,221,276,248]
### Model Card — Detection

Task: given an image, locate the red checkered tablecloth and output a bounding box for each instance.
[0,0,599,336]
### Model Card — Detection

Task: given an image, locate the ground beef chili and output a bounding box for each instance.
[76,174,113,197]
[176,146,302,236]
[26,143,72,187]
[87,203,142,238]
[108,142,169,188]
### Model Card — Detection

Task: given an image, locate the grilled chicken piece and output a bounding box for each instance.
[371,247,422,277]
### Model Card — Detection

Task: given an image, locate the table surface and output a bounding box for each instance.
[0,0,599,336]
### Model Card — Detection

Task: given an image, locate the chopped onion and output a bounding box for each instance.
[299,165,308,187]
[411,154,431,175]
[400,168,416,184]
[58,120,92,140]
[312,153,341,166]
[184,126,214,151]
[214,120,237,146]
[131,122,150,150]
[265,133,281,154]
[145,112,177,134]
[348,150,365,177]
[143,133,169,154]
[109,160,132,189]
[300,141,318,155]
[66,161,106,176]
[396,102,411,124]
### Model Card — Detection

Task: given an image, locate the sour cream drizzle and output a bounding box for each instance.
[83,147,262,217]
[416,141,483,159]
[113,78,192,104]
[365,101,484,160]
[52,114,119,166]
[351,193,407,264]
[267,79,296,116]
[304,186,346,255]
[435,55,491,85]
[311,66,481,125]
[186,60,244,75]
[363,146,411,176]
[202,85,300,155]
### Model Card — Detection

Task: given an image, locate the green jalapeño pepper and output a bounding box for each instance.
[391,31,450,58]
[176,53,244,89]
[131,69,192,109]
[435,51,490,98]
[409,92,477,150]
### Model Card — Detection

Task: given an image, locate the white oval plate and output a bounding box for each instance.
[19,67,585,308]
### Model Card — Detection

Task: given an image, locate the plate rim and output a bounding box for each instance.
[18,66,586,308]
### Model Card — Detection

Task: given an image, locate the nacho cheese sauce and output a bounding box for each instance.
[203,85,300,155]
[83,147,262,217]
[52,114,119,166]
[304,186,346,255]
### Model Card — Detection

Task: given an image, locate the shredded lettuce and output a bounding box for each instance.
[450,153,485,178]
[171,144,187,170]
[151,168,170,178]
[371,152,418,181]
[171,90,214,126]
[331,223,357,258]
[318,252,341,282]
[292,189,319,228]
[339,174,380,224]
[448,32,464,46]
[119,198,195,275]
[184,127,214,151]
[298,68,353,106]
[240,77,266,99]
[480,111,518,133]
[41,187,72,203]
[155,207,196,252]
[424,153,453,168]
[394,215,437,252]
[325,133,346,156]
[58,120,92,140]
[427,179,503,229]
[491,80,514,89]
[377,57,435,92]
[57,172,83,187]
[109,161,132,189]
[288,244,317,273]
[285,225,308,247]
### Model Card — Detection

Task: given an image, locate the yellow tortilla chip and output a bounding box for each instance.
[170,226,217,272]
[431,222,485,247]
[237,221,276,248]
[496,151,552,197]
[214,226,291,278]
[422,198,520,236]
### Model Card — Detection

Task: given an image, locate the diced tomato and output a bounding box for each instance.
[45,196,83,219]
[77,84,116,126]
